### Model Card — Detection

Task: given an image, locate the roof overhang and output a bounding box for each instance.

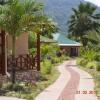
[40,41,57,43]
[59,44,81,46]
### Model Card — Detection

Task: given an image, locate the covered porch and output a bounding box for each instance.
[53,33,81,57]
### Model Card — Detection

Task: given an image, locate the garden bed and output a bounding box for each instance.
[0,61,60,100]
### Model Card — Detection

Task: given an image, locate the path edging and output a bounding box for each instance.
[35,61,71,100]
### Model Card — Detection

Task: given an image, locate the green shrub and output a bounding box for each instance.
[86,61,96,69]
[28,32,37,49]
[52,57,61,64]
[96,62,100,71]
[94,53,100,61]
[3,83,25,92]
[13,84,25,92]
[0,82,2,89]
[77,58,88,66]
[61,55,70,61]
[82,50,96,61]
[3,83,12,90]
[41,60,52,75]
[40,44,60,60]
[29,48,36,55]
[81,59,88,66]
[77,58,83,65]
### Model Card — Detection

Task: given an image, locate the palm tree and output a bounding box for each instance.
[87,29,100,43]
[28,16,58,48]
[0,0,43,84]
[40,17,58,38]
[28,15,58,71]
[68,2,100,47]
[0,0,8,5]
[32,16,58,38]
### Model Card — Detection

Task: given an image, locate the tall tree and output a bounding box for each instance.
[0,0,43,84]
[0,0,8,5]
[39,17,58,38]
[28,16,58,48]
[32,16,58,38]
[87,29,100,43]
[68,2,100,46]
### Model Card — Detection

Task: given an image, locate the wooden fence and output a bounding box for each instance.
[7,54,37,71]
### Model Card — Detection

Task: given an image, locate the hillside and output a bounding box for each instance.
[39,0,100,35]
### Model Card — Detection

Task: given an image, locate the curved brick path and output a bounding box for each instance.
[35,61,71,100]
[0,60,97,100]
[36,59,97,100]
[0,96,24,100]
[58,61,80,100]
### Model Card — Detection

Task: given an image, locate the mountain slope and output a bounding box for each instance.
[39,0,100,34]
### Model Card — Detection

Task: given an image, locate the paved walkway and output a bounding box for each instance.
[35,59,98,100]
[35,62,71,100]
[0,96,24,100]
[0,60,97,100]
[58,60,80,100]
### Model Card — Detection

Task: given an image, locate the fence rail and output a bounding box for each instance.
[7,54,37,71]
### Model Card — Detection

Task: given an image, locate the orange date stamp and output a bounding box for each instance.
[76,90,97,94]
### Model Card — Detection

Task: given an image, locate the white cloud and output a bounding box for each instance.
[84,0,100,7]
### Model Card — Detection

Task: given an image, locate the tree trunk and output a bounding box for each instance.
[35,33,41,81]
[11,36,16,84]
[81,37,88,47]
[37,33,40,71]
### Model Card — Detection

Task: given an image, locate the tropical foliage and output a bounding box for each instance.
[28,17,58,49]
[0,0,58,84]
[87,29,100,43]
[0,0,43,83]
[0,0,8,5]
[0,0,43,55]
[68,2,100,46]
[34,16,58,38]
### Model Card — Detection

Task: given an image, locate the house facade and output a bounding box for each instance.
[7,32,28,56]
[0,31,56,75]
[53,33,81,56]
[0,31,29,75]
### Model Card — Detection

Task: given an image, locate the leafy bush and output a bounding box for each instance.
[3,83,25,92]
[51,57,61,64]
[94,53,100,61]
[28,32,36,49]
[86,61,96,69]
[41,44,60,60]
[82,50,96,61]
[79,46,97,61]
[96,62,100,71]
[29,48,36,55]
[77,58,82,65]
[0,82,2,89]
[81,59,88,66]
[41,60,52,75]
[77,58,88,66]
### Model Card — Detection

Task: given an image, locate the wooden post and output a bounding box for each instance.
[37,33,40,71]
[1,30,6,75]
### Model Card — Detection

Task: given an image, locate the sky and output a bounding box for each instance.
[84,0,100,7]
